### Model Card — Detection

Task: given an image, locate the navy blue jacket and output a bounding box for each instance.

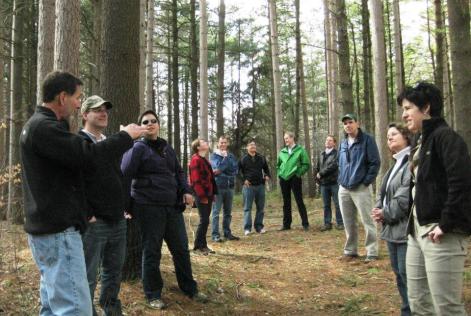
[121,138,191,212]
[210,150,238,189]
[338,129,381,189]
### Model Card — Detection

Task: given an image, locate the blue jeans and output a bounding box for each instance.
[28,227,92,316]
[83,218,127,316]
[320,184,343,226]
[212,188,234,239]
[242,184,265,232]
[387,242,410,316]
[135,203,197,300]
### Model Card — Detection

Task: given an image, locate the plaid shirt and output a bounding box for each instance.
[189,154,217,200]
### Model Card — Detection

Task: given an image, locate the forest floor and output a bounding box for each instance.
[1,191,470,315]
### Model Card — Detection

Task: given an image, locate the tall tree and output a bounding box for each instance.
[199,0,208,140]
[434,0,444,91]
[295,0,315,197]
[7,0,25,224]
[101,0,140,279]
[392,0,404,121]
[172,0,181,159]
[0,0,6,220]
[91,0,103,95]
[335,0,354,114]
[268,0,283,152]
[145,0,155,110]
[361,0,374,134]
[36,0,55,102]
[447,0,471,148]
[216,0,225,138]
[139,0,146,110]
[368,0,389,183]
[189,0,198,141]
[441,6,454,126]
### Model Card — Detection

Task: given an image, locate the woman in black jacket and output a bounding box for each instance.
[372,123,411,316]
[398,82,471,316]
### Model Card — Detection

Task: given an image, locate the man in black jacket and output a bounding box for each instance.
[315,135,343,231]
[20,71,145,315]
[80,95,127,316]
[238,139,270,235]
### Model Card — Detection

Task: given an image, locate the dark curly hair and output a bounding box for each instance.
[396,81,443,118]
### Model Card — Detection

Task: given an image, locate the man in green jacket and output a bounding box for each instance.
[277,131,311,231]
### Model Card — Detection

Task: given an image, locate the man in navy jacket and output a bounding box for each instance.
[337,113,380,263]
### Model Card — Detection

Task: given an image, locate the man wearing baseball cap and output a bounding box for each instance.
[80,95,127,315]
[338,113,380,263]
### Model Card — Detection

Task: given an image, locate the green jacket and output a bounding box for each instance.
[277,144,310,180]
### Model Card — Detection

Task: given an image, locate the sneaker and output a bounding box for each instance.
[212,237,224,243]
[244,230,251,236]
[364,256,378,263]
[338,254,359,262]
[320,224,332,232]
[193,248,208,256]
[191,292,208,303]
[258,228,266,234]
[336,224,344,230]
[225,234,240,241]
[202,247,215,254]
[148,299,165,310]
[279,226,291,231]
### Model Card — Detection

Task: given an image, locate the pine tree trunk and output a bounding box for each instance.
[190,0,198,141]
[336,0,354,114]
[172,0,181,159]
[199,0,208,140]
[351,23,361,118]
[361,0,373,134]
[36,0,55,103]
[54,0,80,133]
[91,0,102,96]
[139,0,146,111]
[447,0,471,148]
[392,0,404,121]
[295,0,314,197]
[216,0,225,138]
[101,0,140,280]
[0,1,7,220]
[426,0,436,82]
[167,10,173,145]
[385,0,395,121]
[369,0,389,186]
[268,0,283,152]
[183,69,189,170]
[434,0,444,92]
[442,11,454,127]
[145,0,155,110]
[7,0,25,224]
[267,5,278,184]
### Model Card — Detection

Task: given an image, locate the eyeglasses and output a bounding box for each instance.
[142,119,158,125]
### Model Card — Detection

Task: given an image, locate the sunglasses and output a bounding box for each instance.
[141,119,158,125]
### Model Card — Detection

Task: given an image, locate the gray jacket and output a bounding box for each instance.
[375,157,411,243]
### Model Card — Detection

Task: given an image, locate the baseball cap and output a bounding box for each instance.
[341,113,357,122]
[81,95,112,114]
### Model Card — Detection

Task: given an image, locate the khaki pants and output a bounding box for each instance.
[338,184,378,256]
[406,232,469,316]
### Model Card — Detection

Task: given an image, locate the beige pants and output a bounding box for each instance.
[338,184,378,256]
[406,232,469,316]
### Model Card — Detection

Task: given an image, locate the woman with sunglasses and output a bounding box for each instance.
[398,82,471,315]
[121,110,207,309]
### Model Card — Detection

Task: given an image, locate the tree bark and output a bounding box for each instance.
[101,0,140,279]
[434,0,444,92]
[36,0,55,103]
[426,0,436,83]
[447,0,471,148]
[361,0,374,134]
[139,0,146,111]
[336,0,354,115]
[190,0,198,141]
[7,0,25,224]
[295,0,315,197]
[442,10,454,127]
[172,0,181,159]
[91,0,102,95]
[268,0,283,152]
[166,13,173,145]
[392,0,404,121]
[368,0,389,186]
[145,0,155,111]
[216,0,225,138]
[54,0,80,132]
[385,0,395,121]
[199,0,208,140]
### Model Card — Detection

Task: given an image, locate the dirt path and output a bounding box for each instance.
[1,193,470,315]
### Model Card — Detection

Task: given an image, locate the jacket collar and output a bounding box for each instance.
[344,128,364,144]
[421,117,448,143]
[37,105,58,119]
